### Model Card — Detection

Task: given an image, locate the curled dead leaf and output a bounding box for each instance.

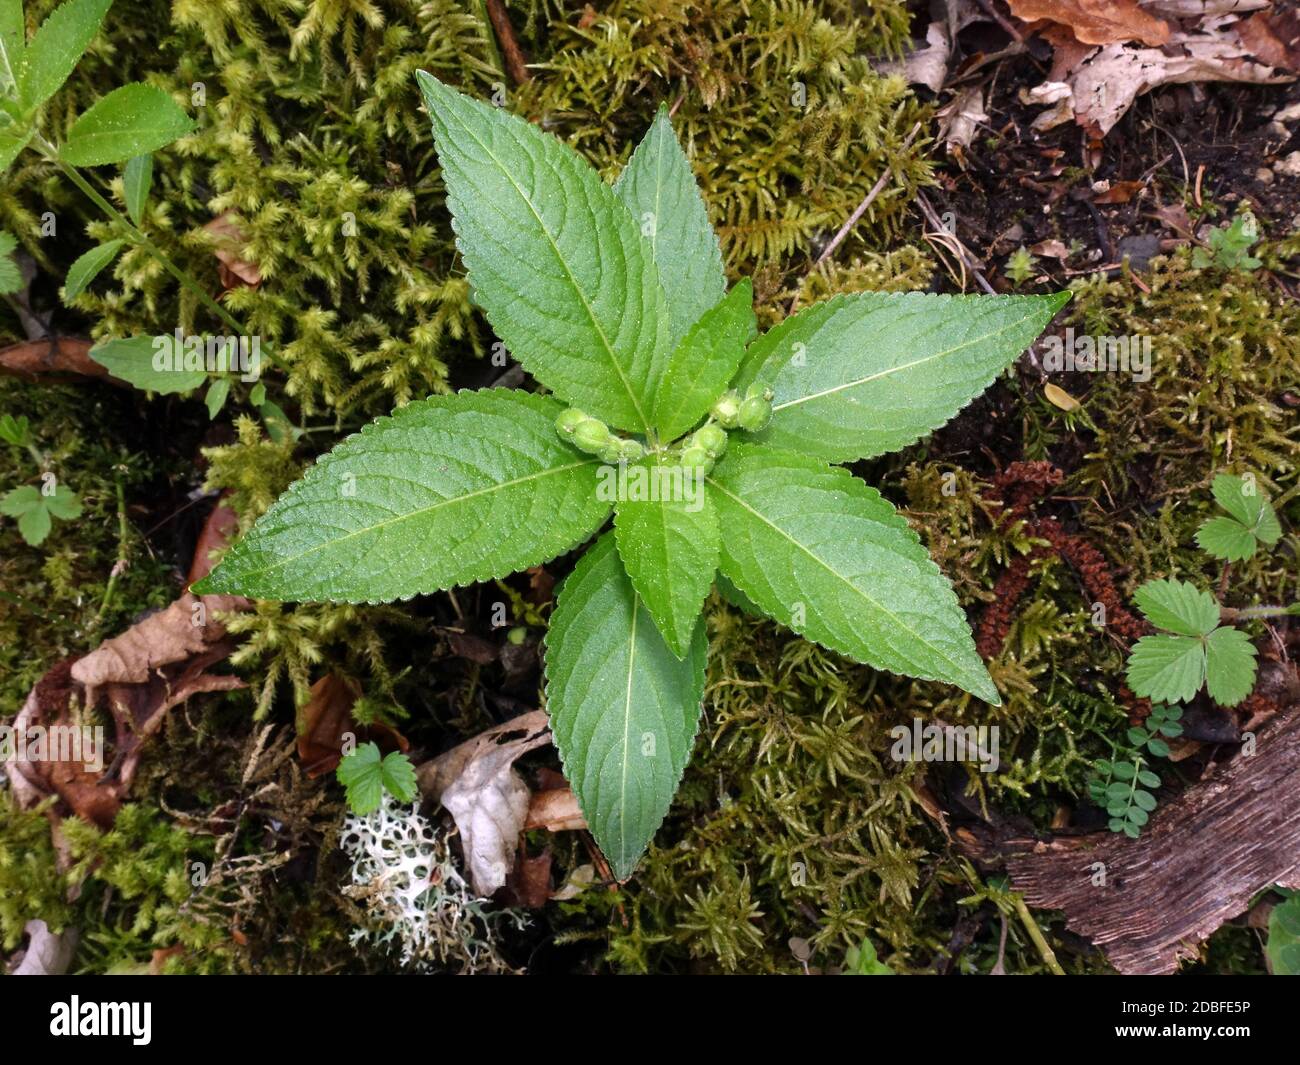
[203,213,262,290]
[1007,0,1171,46]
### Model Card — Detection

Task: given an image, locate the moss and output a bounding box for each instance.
[0,798,71,950]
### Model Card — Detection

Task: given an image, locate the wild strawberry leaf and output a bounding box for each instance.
[734,291,1069,462]
[1195,516,1261,563]
[1127,634,1205,705]
[545,532,706,880]
[650,279,756,441]
[1204,625,1257,706]
[195,389,611,603]
[613,453,719,657]
[707,443,999,703]
[1133,578,1220,636]
[0,0,22,96]
[416,72,669,433]
[613,105,726,342]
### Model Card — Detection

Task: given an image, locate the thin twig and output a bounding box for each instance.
[815,121,923,266]
[914,191,997,294]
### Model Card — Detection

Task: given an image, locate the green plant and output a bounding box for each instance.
[1192,212,1262,272]
[1005,246,1037,285]
[1267,891,1300,975]
[1126,578,1258,706]
[1,407,81,545]
[1195,473,1282,562]
[843,937,894,974]
[1127,473,1292,707]
[336,742,418,816]
[1087,704,1182,838]
[195,74,1066,879]
[0,0,279,422]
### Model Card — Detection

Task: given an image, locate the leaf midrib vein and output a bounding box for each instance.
[770,312,1040,413]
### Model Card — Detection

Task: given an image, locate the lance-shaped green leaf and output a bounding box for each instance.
[613,454,719,657]
[195,389,612,603]
[17,0,111,111]
[59,83,194,166]
[614,105,725,341]
[123,153,152,225]
[89,335,208,394]
[707,444,999,703]
[416,71,669,433]
[545,533,706,880]
[63,238,123,299]
[650,279,756,440]
[0,0,22,96]
[735,291,1070,463]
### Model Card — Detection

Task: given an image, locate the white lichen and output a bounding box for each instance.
[339,796,524,972]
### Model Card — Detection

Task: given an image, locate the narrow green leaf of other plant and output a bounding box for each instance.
[17,0,111,111]
[63,238,124,299]
[59,83,194,166]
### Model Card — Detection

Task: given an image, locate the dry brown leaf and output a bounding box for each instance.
[936,85,988,153]
[1092,179,1146,203]
[187,494,241,585]
[1044,382,1082,411]
[296,672,408,777]
[417,710,553,896]
[1030,238,1070,258]
[877,21,952,93]
[7,592,247,827]
[203,213,262,289]
[1236,8,1300,72]
[1008,0,1171,46]
[525,785,587,832]
[503,847,553,908]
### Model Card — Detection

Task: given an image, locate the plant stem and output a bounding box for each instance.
[1221,604,1298,622]
[94,476,129,631]
[1012,893,1067,975]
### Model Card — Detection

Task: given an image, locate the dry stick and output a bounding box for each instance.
[814,121,923,267]
[914,190,998,295]
[484,0,532,85]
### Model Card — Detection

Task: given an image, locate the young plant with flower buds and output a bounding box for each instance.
[197,73,1069,880]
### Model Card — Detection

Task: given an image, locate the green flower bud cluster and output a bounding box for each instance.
[679,421,728,472]
[555,409,645,464]
[711,385,773,432]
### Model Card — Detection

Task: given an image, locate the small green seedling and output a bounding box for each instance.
[1192,212,1262,272]
[843,938,894,975]
[197,73,1068,879]
[1126,578,1258,706]
[1195,473,1282,562]
[336,742,418,816]
[1004,246,1038,286]
[1087,704,1182,838]
[1,412,82,546]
